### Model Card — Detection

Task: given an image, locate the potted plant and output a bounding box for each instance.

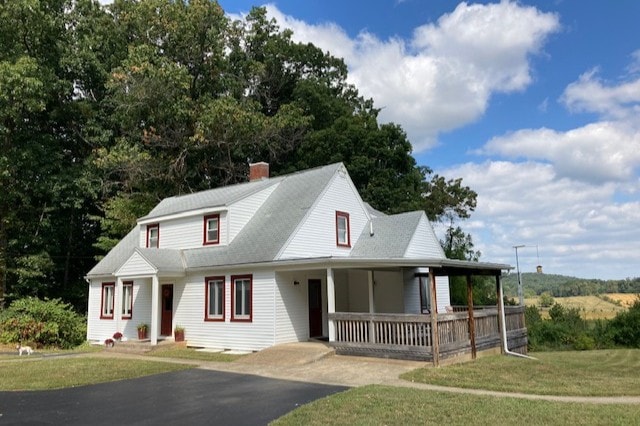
[174,326,185,342]
[137,323,148,340]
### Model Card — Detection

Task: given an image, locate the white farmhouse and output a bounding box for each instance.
[86,162,522,362]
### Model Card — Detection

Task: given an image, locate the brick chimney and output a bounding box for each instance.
[249,162,269,182]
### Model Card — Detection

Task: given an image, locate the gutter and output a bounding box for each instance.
[498,279,537,360]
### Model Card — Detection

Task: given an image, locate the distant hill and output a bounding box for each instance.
[501,273,640,298]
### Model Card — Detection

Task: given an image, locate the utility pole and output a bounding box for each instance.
[513,245,525,306]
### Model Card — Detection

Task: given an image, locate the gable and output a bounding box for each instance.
[277,165,369,260]
[115,251,157,276]
[404,214,446,259]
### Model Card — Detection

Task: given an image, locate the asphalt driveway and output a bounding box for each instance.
[0,369,347,425]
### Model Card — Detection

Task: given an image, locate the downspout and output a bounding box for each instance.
[498,276,537,360]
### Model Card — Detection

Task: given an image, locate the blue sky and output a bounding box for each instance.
[217,0,640,279]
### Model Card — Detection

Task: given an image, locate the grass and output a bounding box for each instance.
[272,385,640,426]
[606,293,640,308]
[0,341,102,355]
[525,295,627,319]
[147,346,244,362]
[0,357,192,391]
[401,349,640,396]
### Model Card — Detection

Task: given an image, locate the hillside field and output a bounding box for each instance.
[524,294,632,320]
[606,293,640,307]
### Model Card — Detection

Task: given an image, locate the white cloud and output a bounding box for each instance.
[561,68,640,120]
[479,122,640,183]
[454,51,640,278]
[261,2,560,151]
[439,161,640,278]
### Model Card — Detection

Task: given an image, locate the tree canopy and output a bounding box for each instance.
[0,0,478,311]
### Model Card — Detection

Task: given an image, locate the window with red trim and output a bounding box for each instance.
[147,223,159,248]
[122,281,133,319]
[100,282,115,319]
[231,275,252,322]
[203,214,220,245]
[336,211,351,247]
[205,276,225,321]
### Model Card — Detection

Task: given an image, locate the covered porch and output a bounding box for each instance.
[319,259,526,365]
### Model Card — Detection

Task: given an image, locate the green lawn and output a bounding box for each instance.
[401,349,640,396]
[273,385,640,426]
[147,346,243,362]
[0,357,192,391]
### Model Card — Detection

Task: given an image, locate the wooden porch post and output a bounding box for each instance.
[368,270,375,344]
[466,275,477,359]
[429,271,440,366]
[327,268,336,342]
[150,275,159,345]
[495,274,505,354]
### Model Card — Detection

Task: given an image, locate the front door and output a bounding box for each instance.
[161,284,173,336]
[308,279,323,337]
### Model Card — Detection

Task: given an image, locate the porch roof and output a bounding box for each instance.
[184,255,512,276]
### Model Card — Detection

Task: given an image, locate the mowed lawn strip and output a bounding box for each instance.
[147,346,243,362]
[272,385,640,426]
[0,357,193,391]
[401,349,640,397]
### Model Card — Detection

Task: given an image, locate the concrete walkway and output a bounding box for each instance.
[93,342,640,405]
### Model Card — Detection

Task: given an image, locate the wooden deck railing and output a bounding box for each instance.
[329,306,527,361]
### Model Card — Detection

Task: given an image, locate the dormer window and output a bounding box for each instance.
[147,224,159,248]
[203,214,220,245]
[336,211,351,247]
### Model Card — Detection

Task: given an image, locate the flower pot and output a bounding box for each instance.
[137,329,147,340]
[174,329,184,342]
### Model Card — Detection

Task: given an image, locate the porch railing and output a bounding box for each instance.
[329,306,527,361]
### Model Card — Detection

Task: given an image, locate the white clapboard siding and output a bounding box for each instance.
[87,279,153,342]
[273,272,310,344]
[116,251,156,276]
[87,280,114,342]
[126,279,152,339]
[404,214,446,259]
[436,275,451,314]
[173,270,276,351]
[402,268,421,314]
[228,184,279,243]
[278,171,369,259]
[149,212,229,250]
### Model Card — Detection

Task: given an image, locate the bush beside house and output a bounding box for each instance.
[0,297,86,349]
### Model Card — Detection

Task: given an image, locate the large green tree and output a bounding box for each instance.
[0,0,102,308]
[0,0,480,311]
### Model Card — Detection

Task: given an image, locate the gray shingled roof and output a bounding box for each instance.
[87,163,344,276]
[141,177,280,220]
[136,248,185,273]
[87,227,139,277]
[350,211,424,258]
[184,163,342,268]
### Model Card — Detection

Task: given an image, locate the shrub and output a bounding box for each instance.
[573,334,596,351]
[0,297,86,349]
[608,297,640,348]
[539,292,555,307]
